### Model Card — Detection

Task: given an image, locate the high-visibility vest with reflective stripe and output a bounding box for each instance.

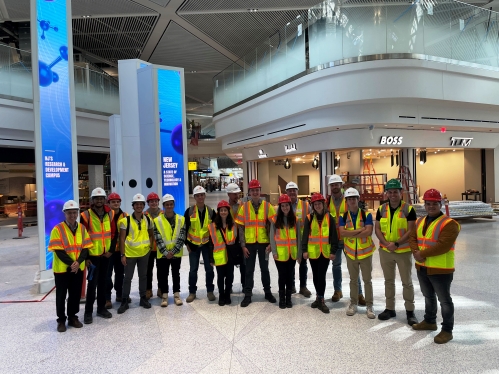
[81,209,114,256]
[343,210,375,260]
[271,217,298,261]
[48,222,93,273]
[235,201,275,244]
[230,202,242,219]
[329,196,347,240]
[378,202,413,253]
[119,216,151,258]
[307,213,331,259]
[415,215,459,270]
[154,214,184,259]
[208,222,237,266]
[146,209,163,251]
[293,199,309,236]
[187,206,212,245]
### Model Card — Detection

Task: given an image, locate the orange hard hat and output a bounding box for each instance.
[310,193,326,203]
[107,192,121,202]
[278,194,291,204]
[248,179,261,189]
[217,200,231,210]
[146,192,160,202]
[423,188,442,202]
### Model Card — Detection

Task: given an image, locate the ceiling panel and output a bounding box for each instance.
[148,0,171,7]
[179,0,321,12]
[185,72,217,103]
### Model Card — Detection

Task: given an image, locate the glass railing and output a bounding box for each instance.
[213,0,499,114]
[0,44,120,115]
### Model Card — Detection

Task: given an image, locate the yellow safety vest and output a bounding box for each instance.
[307,213,331,259]
[272,218,298,261]
[186,205,213,245]
[48,222,93,273]
[378,202,413,253]
[343,210,375,260]
[119,215,151,258]
[81,209,114,256]
[208,222,237,266]
[328,195,347,240]
[294,199,309,236]
[154,214,185,259]
[146,209,163,251]
[235,200,276,244]
[415,215,460,270]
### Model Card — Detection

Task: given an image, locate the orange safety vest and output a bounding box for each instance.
[343,210,375,260]
[208,222,237,266]
[81,209,114,256]
[145,209,163,251]
[307,213,331,259]
[328,195,347,240]
[235,200,275,244]
[294,199,309,235]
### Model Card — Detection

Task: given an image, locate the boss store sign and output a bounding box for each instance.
[379,136,403,145]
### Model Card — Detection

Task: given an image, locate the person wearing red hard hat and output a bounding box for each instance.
[270,194,301,309]
[226,183,246,292]
[235,179,277,307]
[409,188,460,344]
[145,192,162,300]
[301,193,339,313]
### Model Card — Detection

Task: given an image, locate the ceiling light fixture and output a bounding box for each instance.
[284,158,291,169]
[248,8,258,12]
[312,157,319,170]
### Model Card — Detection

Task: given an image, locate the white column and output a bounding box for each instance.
[109,115,124,197]
[88,165,105,192]
[321,151,333,196]
[493,146,499,202]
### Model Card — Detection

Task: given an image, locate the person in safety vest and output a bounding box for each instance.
[184,185,216,303]
[271,194,301,309]
[145,192,162,300]
[208,200,240,306]
[117,193,154,314]
[154,194,186,307]
[236,179,277,307]
[49,200,92,332]
[81,187,115,325]
[105,192,130,309]
[302,193,338,314]
[409,188,460,344]
[375,179,418,325]
[285,181,312,298]
[327,175,364,305]
[227,183,246,292]
[339,188,376,319]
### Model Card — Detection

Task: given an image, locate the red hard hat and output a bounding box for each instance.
[146,192,160,202]
[248,179,261,189]
[278,194,291,204]
[310,193,326,204]
[107,192,121,202]
[423,188,442,202]
[217,200,231,210]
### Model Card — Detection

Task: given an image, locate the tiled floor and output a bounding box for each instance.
[1,191,498,373]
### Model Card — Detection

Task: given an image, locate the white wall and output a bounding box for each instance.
[336,150,362,177]
[291,162,320,194]
[464,149,482,192]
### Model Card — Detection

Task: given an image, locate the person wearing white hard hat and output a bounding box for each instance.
[226,182,246,292]
[154,194,186,307]
[117,193,154,314]
[49,200,93,332]
[339,188,376,319]
[184,185,216,303]
[81,187,115,324]
[145,192,163,301]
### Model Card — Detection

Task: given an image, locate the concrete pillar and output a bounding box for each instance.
[321,151,333,196]
[493,146,499,202]
[88,165,105,192]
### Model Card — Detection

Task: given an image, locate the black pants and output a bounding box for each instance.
[244,243,271,296]
[146,252,158,290]
[106,251,124,300]
[157,257,182,294]
[85,255,110,313]
[55,270,83,323]
[309,255,330,298]
[292,255,308,288]
[275,259,296,295]
[216,255,234,295]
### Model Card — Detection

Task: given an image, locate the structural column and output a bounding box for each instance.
[88,165,105,192]
[320,151,333,196]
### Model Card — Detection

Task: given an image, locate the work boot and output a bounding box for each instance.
[207,292,216,301]
[140,296,151,309]
[358,294,366,306]
[406,311,418,326]
[186,293,196,303]
[285,291,293,308]
[412,320,438,331]
[83,313,93,324]
[161,294,168,307]
[318,298,330,314]
[57,322,66,332]
[105,300,112,309]
[378,309,396,321]
[241,295,252,307]
[97,309,112,319]
[218,296,226,306]
[68,317,83,328]
[117,301,129,314]
[434,330,453,344]
[224,290,232,305]
[346,302,357,316]
[279,292,286,309]
[366,305,376,319]
[311,297,320,309]
[291,286,297,294]
[174,292,183,306]
[299,287,312,298]
[265,293,277,303]
[145,289,153,300]
[331,290,343,302]
[157,288,162,298]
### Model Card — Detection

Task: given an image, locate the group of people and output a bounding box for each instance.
[50,176,460,345]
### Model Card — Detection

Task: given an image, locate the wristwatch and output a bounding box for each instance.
[121,253,125,257]
[394,242,400,248]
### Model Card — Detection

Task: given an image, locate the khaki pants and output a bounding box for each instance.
[379,249,415,311]
[346,255,373,306]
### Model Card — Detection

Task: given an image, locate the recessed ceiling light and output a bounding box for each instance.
[431,127,434,128]
[384,125,388,127]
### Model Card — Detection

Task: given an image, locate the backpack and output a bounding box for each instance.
[125,214,151,237]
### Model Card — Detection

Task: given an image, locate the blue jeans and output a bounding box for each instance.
[188,244,215,293]
[332,242,363,294]
[417,267,454,332]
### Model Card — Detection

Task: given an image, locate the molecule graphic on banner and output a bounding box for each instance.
[38,19,58,40]
[159,112,183,155]
[39,46,68,87]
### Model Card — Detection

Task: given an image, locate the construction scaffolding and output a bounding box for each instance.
[398,165,419,204]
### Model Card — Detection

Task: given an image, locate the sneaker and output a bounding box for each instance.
[378,309,396,321]
[161,295,168,308]
[358,294,366,306]
[68,317,83,328]
[207,292,216,301]
[57,322,66,332]
[140,296,151,309]
[311,298,320,309]
[174,292,183,306]
[241,296,252,307]
[186,293,196,303]
[97,309,112,319]
[105,300,112,309]
[366,306,376,319]
[318,299,330,314]
[346,303,357,316]
[291,286,297,294]
[264,293,277,303]
[412,320,438,331]
[331,290,343,302]
[83,313,93,324]
[406,311,418,326]
[145,289,153,300]
[434,330,453,344]
[157,288,162,298]
[299,287,312,298]
[117,302,129,314]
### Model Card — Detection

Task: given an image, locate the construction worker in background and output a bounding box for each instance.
[327,174,364,305]
[184,185,216,303]
[236,179,277,307]
[375,179,418,325]
[285,181,312,298]
[145,192,162,300]
[154,194,186,307]
[410,189,460,344]
[339,188,376,319]
[105,192,130,309]
[226,182,246,291]
[81,187,115,324]
[118,193,154,314]
[49,200,92,332]
[301,193,338,314]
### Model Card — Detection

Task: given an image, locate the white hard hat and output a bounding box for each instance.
[226,183,241,194]
[193,185,206,196]
[286,181,298,190]
[91,187,106,198]
[162,194,175,203]
[328,174,343,185]
[344,187,360,198]
[132,193,146,203]
[62,200,79,212]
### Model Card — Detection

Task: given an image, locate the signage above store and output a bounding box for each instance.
[188,162,197,171]
[379,136,403,145]
[450,137,473,147]
[258,149,267,158]
[285,143,297,153]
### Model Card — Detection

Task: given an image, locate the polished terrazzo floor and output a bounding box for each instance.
[1,191,498,373]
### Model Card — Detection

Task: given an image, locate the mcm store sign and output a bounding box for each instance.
[379,136,403,145]
[450,137,473,147]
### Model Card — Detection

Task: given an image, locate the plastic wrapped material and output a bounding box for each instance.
[413,201,495,219]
